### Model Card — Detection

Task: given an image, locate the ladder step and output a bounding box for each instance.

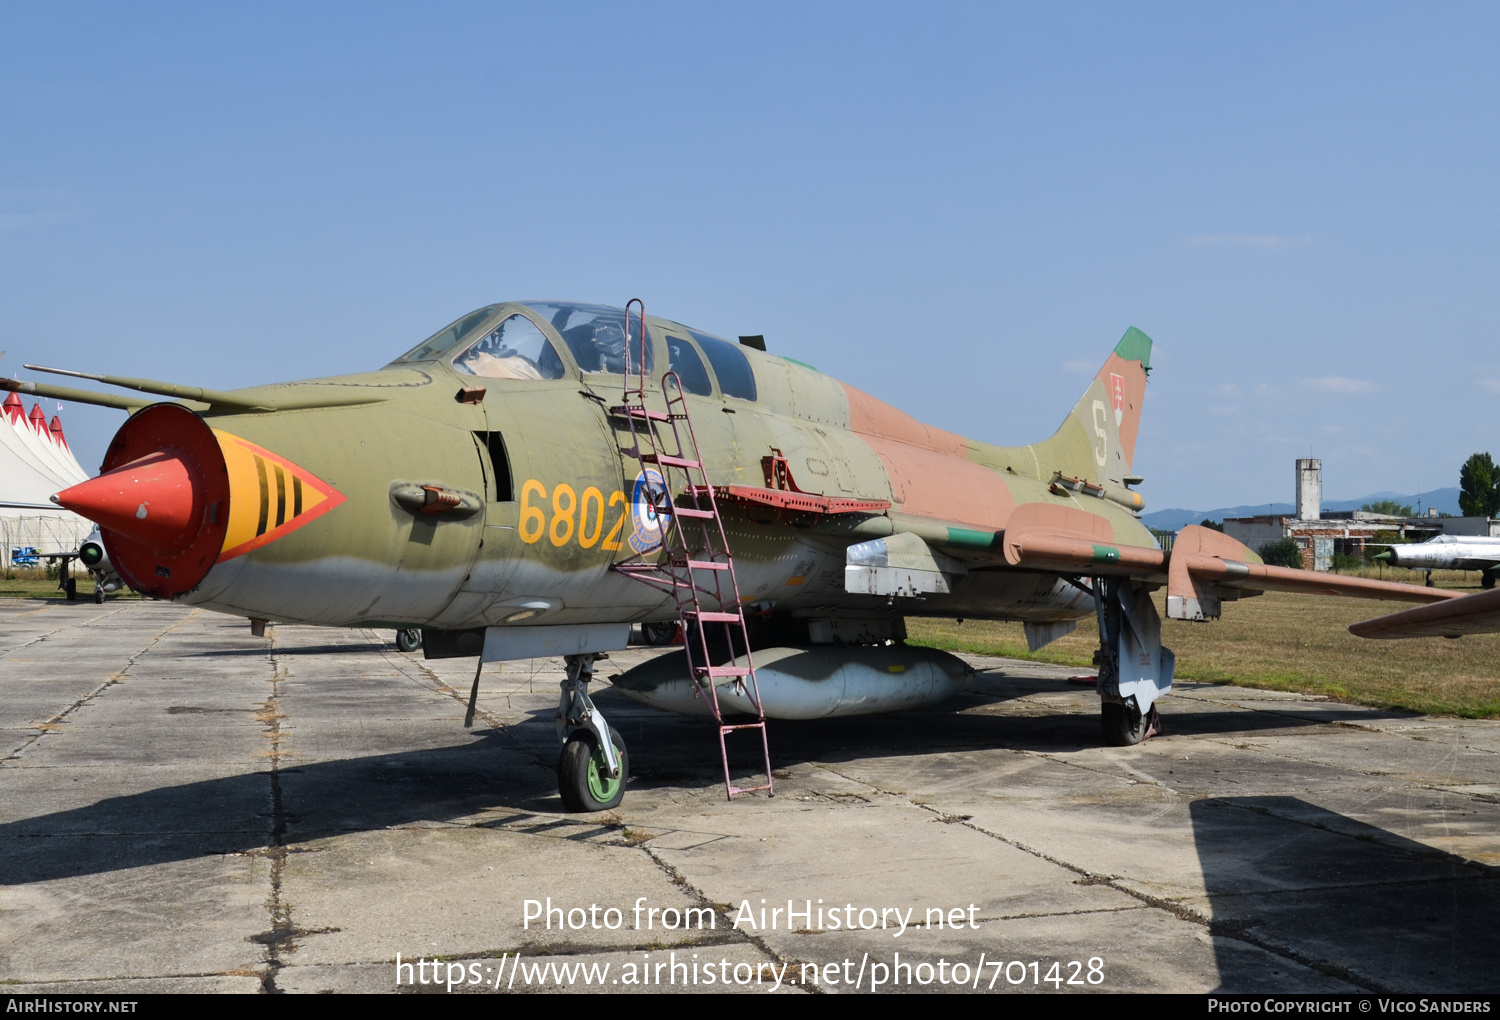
[667,506,715,519]
[721,722,767,733]
[643,453,700,469]
[687,610,742,621]
[697,664,753,676]
[684,560,730,571]
[727,782,774,796]
[611,405,671,421]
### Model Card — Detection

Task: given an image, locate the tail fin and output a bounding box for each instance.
[1032,327,1152,487]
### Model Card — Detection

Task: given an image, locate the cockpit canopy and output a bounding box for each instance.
[394,305,504,364]
[522,302,652,376]
[388,301,758,401]
[451,314,565,381]
[391,301,650,376]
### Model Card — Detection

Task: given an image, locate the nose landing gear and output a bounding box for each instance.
[556,653,629,811]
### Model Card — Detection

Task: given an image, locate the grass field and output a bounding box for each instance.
[909,573,1500,719]
[0,575,137,599]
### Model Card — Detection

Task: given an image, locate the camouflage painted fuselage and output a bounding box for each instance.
[176,303,1155,632]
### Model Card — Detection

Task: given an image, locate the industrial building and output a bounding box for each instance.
[1223,459,1499,572]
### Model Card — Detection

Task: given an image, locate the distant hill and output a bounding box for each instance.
[1143,487,1463,533]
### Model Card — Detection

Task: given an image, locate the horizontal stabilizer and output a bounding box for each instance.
[1349,588,1500,639]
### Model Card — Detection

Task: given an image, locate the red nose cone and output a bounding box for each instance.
[67,403,231,600]
[56,451,203,553]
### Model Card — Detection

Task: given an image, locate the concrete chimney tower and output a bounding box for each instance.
[1296,458,1321,521]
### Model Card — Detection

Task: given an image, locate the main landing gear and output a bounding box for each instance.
[555,653,629,812]
[1090,576,1170,747]
[640,621,677,646]
[1100,700,1161,746]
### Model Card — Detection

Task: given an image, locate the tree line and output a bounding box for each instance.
[1461,452,1500,518]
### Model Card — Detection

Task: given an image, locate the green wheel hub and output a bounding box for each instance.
[586,742,622,804]
[557,727,628,812]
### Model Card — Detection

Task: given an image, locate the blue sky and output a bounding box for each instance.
[3,2,1497,511]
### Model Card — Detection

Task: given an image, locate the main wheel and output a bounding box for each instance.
[395,628,422,652]
[64,578,77,601]
[557,726,628,812]
[641,621,676,646]
[1483,571,1496,591]
[1102,701,1147,746]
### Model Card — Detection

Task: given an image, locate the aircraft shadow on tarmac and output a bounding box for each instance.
[599,668,1431,773]
[0,731,554,887]
[1191,797,1500,993]
[0,676,1458,897]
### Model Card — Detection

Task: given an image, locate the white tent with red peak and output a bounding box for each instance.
[1,391,94,568]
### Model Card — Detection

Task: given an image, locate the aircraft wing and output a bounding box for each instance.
[1003,511,1455,618]
[917,506,1453,621]
[837,504,1453,619]
[1348,588,1500,639]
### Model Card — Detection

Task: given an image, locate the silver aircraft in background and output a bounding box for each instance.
[1374,534,1500,589]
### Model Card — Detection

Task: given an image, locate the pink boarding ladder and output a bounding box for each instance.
[610,299,773,800]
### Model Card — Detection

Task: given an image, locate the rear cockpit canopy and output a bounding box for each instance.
[523,302,652,376]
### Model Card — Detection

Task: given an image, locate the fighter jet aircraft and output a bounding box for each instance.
[1372,535,1500,589]
[4,300,1455,811]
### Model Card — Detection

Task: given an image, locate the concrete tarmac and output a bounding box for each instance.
[1,598,1497,994]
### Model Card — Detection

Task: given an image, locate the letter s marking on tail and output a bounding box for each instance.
[1091,400,1108,467]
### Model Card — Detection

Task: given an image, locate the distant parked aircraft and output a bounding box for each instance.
[1373,535,1500,589]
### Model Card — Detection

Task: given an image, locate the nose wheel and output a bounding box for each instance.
[395,628,422,652]
[555,654,629,811]
[558,726,629,811]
